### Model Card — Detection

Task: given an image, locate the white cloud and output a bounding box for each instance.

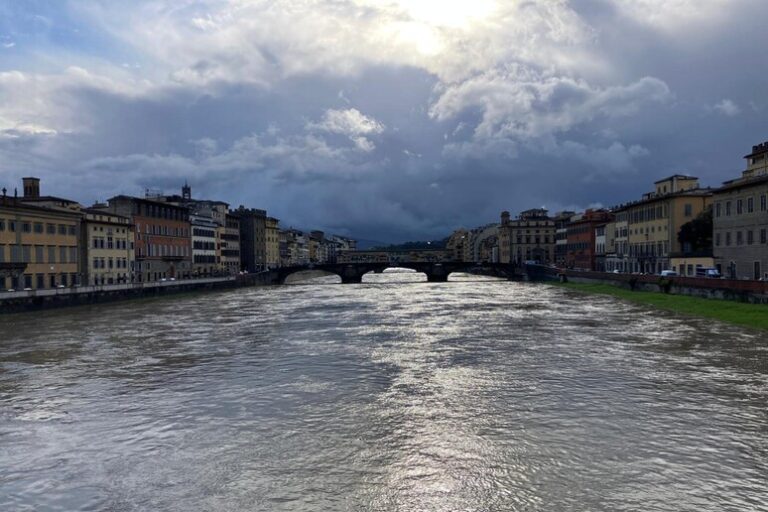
[712,99,741,117]
[307,108,384,152]
[430,68,671,141]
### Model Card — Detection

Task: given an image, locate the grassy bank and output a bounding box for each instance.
[551,281,768,331]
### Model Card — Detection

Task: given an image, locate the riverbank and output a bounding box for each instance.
[551,281,768,331]
[0,273,274,314]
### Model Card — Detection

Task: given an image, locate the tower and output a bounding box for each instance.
[182,181,191,200]
[22,177,40,199]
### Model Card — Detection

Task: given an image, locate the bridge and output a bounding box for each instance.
[271,262,523,284]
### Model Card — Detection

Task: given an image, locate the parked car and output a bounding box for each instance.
[695,267,721,278]
[659,270,678,277]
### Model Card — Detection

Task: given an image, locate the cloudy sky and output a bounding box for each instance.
[1,0,766,242]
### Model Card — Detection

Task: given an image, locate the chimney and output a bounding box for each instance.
[22,177,40,199]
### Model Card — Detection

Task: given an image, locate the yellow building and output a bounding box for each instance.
[265,217,280,268]
[621,175,712,274]
[82,208,135,285]
[1,189,82,290]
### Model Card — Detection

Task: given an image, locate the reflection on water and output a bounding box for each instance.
[0,274,766,511]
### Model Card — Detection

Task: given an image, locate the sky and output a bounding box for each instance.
[0,0,766,242]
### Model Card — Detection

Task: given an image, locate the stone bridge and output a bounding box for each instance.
[272,262,522,284]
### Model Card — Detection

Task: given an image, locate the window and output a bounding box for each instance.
[59,246,68,263]
[0,219,4,231]
[47,223,56,234]
[726,201,732,216]
[748,197,754,213]
[22,222,31,233]
[0,246,4,262]
[22,245,31,262]
[736,199,743,215]
[736,231,743,245]
[48,246,56,263]
[69,247,77,263]
[762,229,767,244]
[747,230,754,245]
[68,226,76,236]
[762,195,767,212]
[684,204,692,217]
[33,222,43,233]
[35,245,44,263]
[715,233,721,246]
[726,232,732,246]
[58,224,67,235]
[715,203,721,217]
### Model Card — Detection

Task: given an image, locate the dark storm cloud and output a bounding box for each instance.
[1,0,766,242]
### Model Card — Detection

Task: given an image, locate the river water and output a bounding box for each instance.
[0,272,767,511]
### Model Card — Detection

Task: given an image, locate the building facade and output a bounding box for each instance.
[190,213,218,277]
[623,176,712,274]
[508,208,555,265]
[0,187,82,290]
[103,196,192,282]
[233,207,267,272]
[266,217,280,269]
[713,141,768,279]
[566,209,613,271]
[553,211,574,268]
[81,208,134,285]
[221,214,241,275]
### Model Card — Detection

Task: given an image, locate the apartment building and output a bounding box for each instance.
[81,208,134,285]
[0,179,82,290]
[102,196,192,282]
[713,141,768,279]
[622,176,712,274]
[221,214,241,275]
[565,209,613,270]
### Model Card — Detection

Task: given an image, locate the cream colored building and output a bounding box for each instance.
[621,175,712,274]
[220,213,241,274]
[266,217,280,268]
[82,208,135,285]
[1,178,82,290]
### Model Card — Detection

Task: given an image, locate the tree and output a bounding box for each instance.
[678,208,712,254]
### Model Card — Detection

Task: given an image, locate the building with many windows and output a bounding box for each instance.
[190,213,218,276]
[81,208,134,285]
[221,213,241,275]
[232,206,267,272]
[102,196,192,282]
[566,209,613,270]
[713,141,768,279]
[621,176,712,274]
[0,179,82,290]
[506,208,555,265]
[266,217,280,269]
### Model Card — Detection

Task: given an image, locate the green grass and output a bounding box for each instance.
[550,281,768,331]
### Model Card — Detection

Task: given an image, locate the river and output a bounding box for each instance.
[1,272,766,511]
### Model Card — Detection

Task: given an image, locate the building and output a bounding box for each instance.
[594,223,607,272]
[221,214,241,275]
[0,179,82,290]
[446,229,470,261]
[498,211,511,263]
[265,217,280,269]
[102,196,192,282]
[713,140,768,279]
[470,224,499,263]
[190,213,218,277]
[553,211,575,268]
[622,176,712,274]
[566,209,613,271]
[605,210,629,273]
[232,207,267,272]
[507,208,555,265]
[81,207,134,285]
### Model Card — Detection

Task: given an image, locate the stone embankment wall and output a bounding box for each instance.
[559,269,768,304]
[0,272,276,314]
